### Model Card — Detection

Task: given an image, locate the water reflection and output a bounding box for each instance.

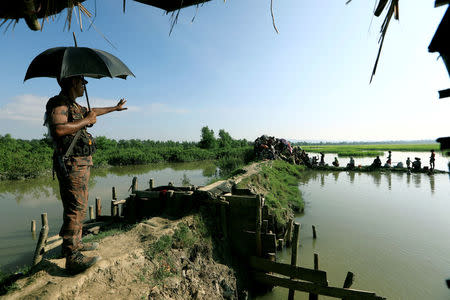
[429,174,435,194]
[385,172,392,190]
[348,171,355,184]
[414,174,421,188]
[372,172,381,187]
[298,170,441,197]
[332,172,339,182]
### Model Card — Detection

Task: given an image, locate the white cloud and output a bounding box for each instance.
[0,94,47,123]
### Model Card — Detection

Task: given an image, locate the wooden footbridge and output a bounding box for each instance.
[32,175,385,299]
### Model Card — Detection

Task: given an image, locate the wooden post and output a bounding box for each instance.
[95,197,102,218]
[312,225,317,239]
[149,178,154,190]
[89,205,94,220]
[132,177,138,193]
[111,200,116,217]
[32,213,49,266]
[309,253,319,300]
[31,220,36,232]
[256,195,262,257]
[343,272,354,289]
[288,222,301,300]
[286,219,293,246]
[267,252,276,262]
[262,220,268,234]
[277,239,284,251]
[220,202,228,239]
[112,187,117,200]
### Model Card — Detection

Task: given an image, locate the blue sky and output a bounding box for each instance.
[0,0,449,142]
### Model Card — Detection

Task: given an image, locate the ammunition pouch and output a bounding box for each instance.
[59,131,96,157]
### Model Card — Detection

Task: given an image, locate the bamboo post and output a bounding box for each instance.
[312,225,317,239]
[220,202,228,239]
[31,220,36,232]
[256,195,262,257]
[149,178,154,190]
[89,206,94,220]
[262,220,268,234]
[95,197,102,218]
[288,222,300,300]
[132,177,138,193]
[32,213,49,266]
[309,253,319,300]
[286,219,293,246]
[112,187,117,200]
[343,272,354,289]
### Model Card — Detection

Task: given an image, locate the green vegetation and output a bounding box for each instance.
[299,143,439,156]
[0,265,31,295]
[237,160,306,225]
[0,127,254,180]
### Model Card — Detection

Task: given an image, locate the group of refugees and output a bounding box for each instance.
[370,150,436,172]
[254,136,438,173]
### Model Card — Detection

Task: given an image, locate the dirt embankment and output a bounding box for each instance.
[2,215,237,300]
[2,161,271,300]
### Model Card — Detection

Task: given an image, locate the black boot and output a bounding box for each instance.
[66,251,100,274]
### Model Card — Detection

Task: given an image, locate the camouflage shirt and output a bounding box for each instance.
[45,92,96,161]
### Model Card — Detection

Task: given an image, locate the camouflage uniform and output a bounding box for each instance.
[46,93,95,256]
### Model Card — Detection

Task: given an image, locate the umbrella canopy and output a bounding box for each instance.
[133,0,211,12]
[24,47,135,82]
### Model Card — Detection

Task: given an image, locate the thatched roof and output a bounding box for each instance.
[0,0,210,31]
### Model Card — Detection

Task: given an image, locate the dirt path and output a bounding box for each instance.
[2,215,237,300]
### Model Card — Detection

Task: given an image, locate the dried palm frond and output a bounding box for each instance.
[370,0,399,83]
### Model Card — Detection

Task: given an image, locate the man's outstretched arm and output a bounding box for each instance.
[92,99,127,116]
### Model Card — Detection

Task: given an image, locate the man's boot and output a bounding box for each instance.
[66,251,101,274]
[61,242,99,258]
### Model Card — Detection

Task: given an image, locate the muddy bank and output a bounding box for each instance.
[1,215,238,300]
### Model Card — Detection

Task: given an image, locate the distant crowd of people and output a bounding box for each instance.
[254,136,439,172]
[368,150,436,172]
[297,149,437,172]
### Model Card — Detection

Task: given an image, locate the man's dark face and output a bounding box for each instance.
[72,77,86,98]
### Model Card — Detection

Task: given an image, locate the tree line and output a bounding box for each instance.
[0,126,254,180]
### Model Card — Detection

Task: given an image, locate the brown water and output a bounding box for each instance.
[0,161,217,273]
[257,170,450,300]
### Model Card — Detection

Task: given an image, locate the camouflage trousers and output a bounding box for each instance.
[55,156,92,256]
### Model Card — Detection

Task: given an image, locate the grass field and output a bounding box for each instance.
[300,144,439,157]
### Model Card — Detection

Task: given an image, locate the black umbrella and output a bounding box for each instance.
[24,46,134,109]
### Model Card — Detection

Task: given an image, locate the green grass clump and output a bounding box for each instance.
[172,223,197,249]
[146,235,173,260]
[238,160,306,226]
[336,150,383,157]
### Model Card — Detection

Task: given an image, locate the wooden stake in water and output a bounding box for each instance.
[312,225,317,239]
[32,213,49,266]
[309,253,319,300]
[256,194,262,257]
[31,220,36,232]
[96,197,102,218]
[288,222,300,300]
[112,186,117,200]
[132,177,138,193]
[89,205,94,220]
[149,178,154,190]
[286,219,293,246]
[343,272,354,289]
